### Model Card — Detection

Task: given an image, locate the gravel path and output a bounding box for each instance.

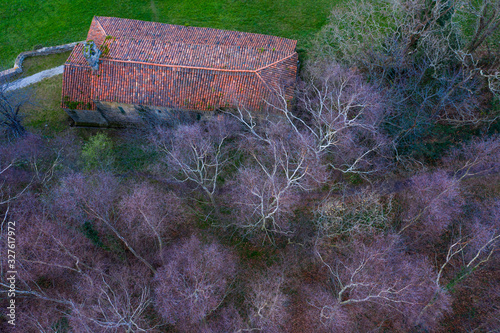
[3,65,64,91]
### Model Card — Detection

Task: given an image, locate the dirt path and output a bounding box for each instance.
[2,65,64,92]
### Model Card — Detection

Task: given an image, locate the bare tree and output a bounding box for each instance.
[151,116,237,212]
[228,120,325,242]
[436,230,500,288]
[52,172,156,273]
[422,203,500,330]
[0,135,43,206]
[309,0,500,158]
[8,264,156,333]
[67,267,156,333]
[15,301,71,333]
[1,189,159,332]
[459,0,500,59]
[119,182,189,255]
[442,134,500,177]
[226,65,388,241]
[302,284,351,333]
[0,159,29,207]
[398,170,463,242]
[435,202,500,288]
[15,207,98,282]
[0,195,92,332]
[153,236,238,329]
[313,235,451,331]
[246,265,289,333]
[200,305,246,333]
[260,63,391,175]
[0,83,28,141]
[313,0,499,80]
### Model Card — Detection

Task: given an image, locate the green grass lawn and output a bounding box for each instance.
[20,51,72,77]
[1,0,343,70]
[6,51,72,81]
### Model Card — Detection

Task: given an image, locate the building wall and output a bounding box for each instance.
[63,108,109,127]
[64,101,210,127]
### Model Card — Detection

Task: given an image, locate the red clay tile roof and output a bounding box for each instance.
[62,16,298,112]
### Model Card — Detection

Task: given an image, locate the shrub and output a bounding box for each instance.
[81,132,114,171]
[315,189,392,240]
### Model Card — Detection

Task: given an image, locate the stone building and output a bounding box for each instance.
[61,16,298,127]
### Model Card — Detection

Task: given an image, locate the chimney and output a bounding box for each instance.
[83,41,102,72]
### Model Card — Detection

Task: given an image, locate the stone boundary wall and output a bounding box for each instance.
[0,41,83,82]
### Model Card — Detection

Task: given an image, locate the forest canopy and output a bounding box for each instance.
[1,0,499,332]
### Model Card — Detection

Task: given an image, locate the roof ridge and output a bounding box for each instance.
[63,17,298,114]
[255,71,275,96]
[94,16,107,36]
[100,58,257,73]
[67,54,295,73]
[65,63,90,68]
[68,41,296,72]
[256,52,297,72]
[98,51,296,72]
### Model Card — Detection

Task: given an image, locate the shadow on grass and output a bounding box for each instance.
[19,74,70,135]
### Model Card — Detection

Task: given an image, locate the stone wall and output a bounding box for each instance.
[64,101,209,128]
[0,42,82,82]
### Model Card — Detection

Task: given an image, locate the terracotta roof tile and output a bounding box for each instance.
[62,16,298,113]
[96,16,296,52]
